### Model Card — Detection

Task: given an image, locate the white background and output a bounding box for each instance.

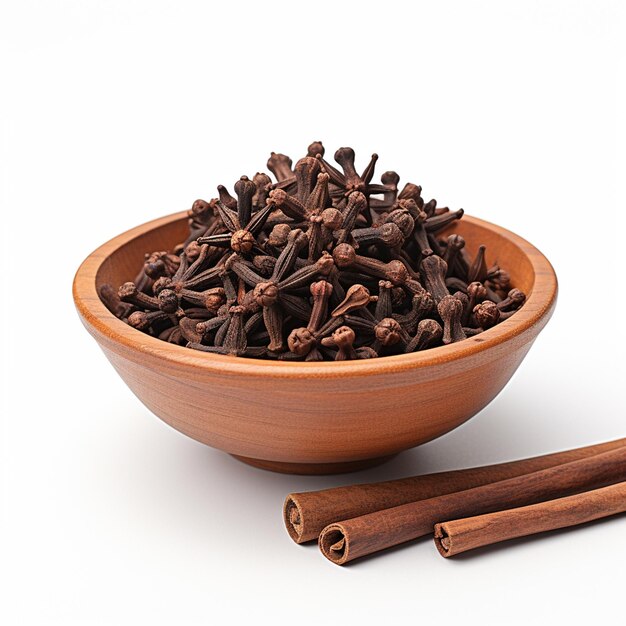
[1,1,625,624]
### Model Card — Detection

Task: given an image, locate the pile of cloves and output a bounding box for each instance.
[100,142,526,361]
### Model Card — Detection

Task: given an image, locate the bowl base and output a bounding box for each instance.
[231,454,397,475]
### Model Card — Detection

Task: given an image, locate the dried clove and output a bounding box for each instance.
[105,142,526,360]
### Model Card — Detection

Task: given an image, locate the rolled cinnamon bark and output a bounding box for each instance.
[318,446,626,565]
[284,437,625,543]
[434,481,626,557]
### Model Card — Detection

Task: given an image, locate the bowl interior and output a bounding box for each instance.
[95,215,536,300]
[96,218,189,289]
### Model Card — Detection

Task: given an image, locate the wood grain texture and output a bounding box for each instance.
[73,211,558,473]
[434,481,626,557]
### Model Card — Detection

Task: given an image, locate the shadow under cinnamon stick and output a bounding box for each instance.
[317,446,626,565]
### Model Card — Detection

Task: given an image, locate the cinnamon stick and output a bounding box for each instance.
[284,438,625,543]
[434,481,626,557]
[317,446,626,565]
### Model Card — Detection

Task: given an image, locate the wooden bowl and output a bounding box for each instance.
[73,212,557,474]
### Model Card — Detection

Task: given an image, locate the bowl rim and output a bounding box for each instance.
[73,210,558,379]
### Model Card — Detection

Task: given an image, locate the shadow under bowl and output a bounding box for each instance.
[73,212,557,474]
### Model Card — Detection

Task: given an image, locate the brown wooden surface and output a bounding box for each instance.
[318,447,626,564]
[284,438,626,542]
[434,481,626,557]
[73,211,558,473]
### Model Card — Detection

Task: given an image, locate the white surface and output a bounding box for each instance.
[1,1,625,624]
